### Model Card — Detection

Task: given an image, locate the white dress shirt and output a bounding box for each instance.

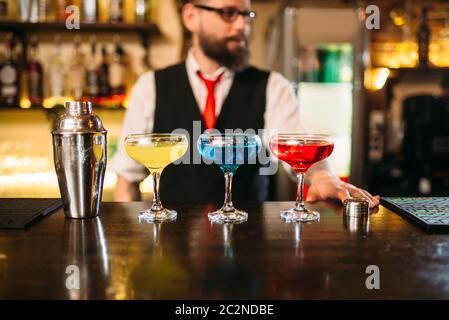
[110,49,327,183]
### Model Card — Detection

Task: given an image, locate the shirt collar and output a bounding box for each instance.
[186,48,233,81]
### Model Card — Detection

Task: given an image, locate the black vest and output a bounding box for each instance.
[153,63,269,203]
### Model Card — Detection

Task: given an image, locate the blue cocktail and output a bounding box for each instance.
[198,133,261,223]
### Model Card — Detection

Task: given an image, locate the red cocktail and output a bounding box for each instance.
[269,134,334,222]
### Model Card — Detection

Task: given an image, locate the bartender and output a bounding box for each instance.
[110,0,380,208]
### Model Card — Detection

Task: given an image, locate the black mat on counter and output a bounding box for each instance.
[0,198,62,229]
[381,197,449,231]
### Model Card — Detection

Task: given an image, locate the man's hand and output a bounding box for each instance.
[306,170,380,208]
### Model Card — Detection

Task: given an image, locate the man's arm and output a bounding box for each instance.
[114,175,142,201]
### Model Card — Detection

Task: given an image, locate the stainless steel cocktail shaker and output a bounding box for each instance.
[52,101,107,219]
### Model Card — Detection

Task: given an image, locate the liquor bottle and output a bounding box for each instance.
[109,39,126,100]
[135,0,148,22]
[49,34,66,105]
[97,45,110,99]
[85,36,99,102]
[98,0,109,22]
[0,34,20,107]
[83,0,97,23]
[124,0,135,23]
[55,0,66,21]
[27,36,44,106]
[45,0,56,21]
[339,44,353,83]
[29,0,39,22]
[69,36,85,100]
[109,0,123,23]
[108,39,127,108]
[19,0,29,21]
[7,0,20,21]
[0,0,8,21]
[148,0,156,23]
[38,0,47,22]
[417,6,430,67]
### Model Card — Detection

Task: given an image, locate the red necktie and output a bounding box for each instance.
[197,70,225,129]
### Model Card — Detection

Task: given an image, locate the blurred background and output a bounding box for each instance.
[0,0,448,200]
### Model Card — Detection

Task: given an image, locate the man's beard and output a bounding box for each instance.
[199,32,250,72]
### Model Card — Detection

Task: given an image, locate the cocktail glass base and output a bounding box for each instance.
[280,208,320,223]
[208,209,248,224]
[138,209,177,223]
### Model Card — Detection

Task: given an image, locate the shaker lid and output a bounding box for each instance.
[52,101,107,134]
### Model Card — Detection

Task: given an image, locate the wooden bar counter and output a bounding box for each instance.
[0,201,448,299]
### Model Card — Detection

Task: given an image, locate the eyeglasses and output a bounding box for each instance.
[194,4,256,23]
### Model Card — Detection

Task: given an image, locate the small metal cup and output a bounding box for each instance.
[343,198,370,217]
[343,198,370,234]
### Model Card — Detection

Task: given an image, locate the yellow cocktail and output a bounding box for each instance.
[125,141,188,173]
[124,133,188,223]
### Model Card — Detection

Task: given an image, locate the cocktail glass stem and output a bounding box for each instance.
[151,172,163,212]
[295,172,306,211]
[138,170,177,223]
[279,170,318,222]
[208,170,247,223]
[222,172,234,212]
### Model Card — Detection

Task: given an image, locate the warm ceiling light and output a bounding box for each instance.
[20,99,31,109]
[364,67,390,91]
[389,8,407,27]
